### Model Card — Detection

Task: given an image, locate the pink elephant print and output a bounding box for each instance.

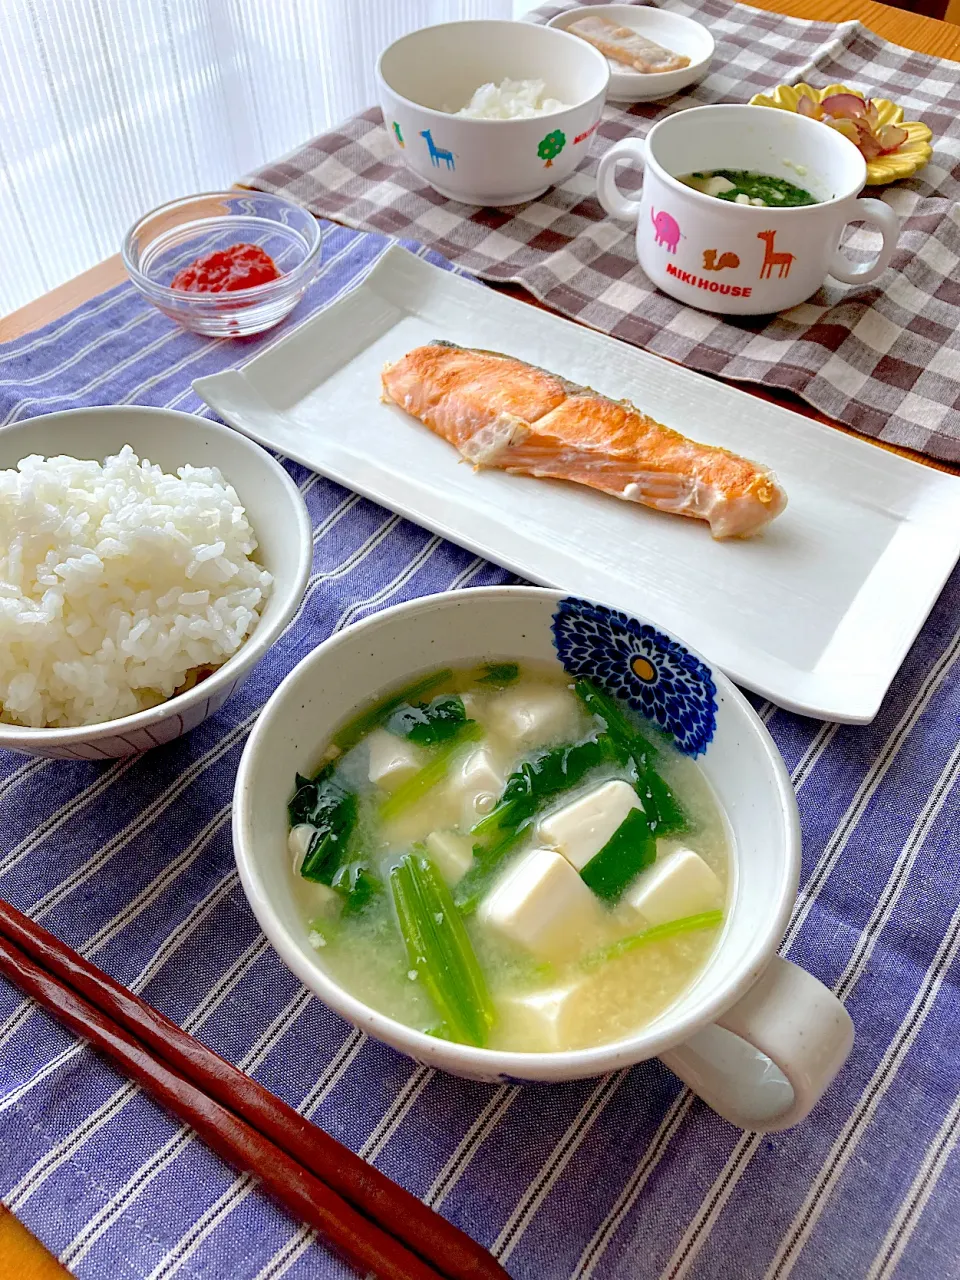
[651,208,681,254]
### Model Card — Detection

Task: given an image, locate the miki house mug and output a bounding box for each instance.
[596,103,900,315]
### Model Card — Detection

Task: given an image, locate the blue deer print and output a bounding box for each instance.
[420,129,455,170]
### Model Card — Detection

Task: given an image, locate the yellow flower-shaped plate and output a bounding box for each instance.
[749,83,933,185]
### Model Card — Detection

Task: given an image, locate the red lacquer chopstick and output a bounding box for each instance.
[0,899,508,1280]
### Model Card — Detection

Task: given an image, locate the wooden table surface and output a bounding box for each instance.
[2,0,958,1271]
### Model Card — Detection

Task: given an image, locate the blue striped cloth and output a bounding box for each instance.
[1,220,959,1280]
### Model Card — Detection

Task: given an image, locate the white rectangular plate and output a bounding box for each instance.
[194,246,960,723]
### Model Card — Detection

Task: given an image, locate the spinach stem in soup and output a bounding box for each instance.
[583,909,725,970]
[391,850,495,1047]
[379,720,484,821]
[681,169,817,207]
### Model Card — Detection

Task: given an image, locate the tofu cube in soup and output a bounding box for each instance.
[425,829,475,886]
[368,728,423,792]
[288,824,316,870]
[301,881,342,921]
[495,979,599,1053]
[486,684,581,750]
[459,691,483,722]
[453,744,505,828]
[479,847,600,961]
[539,779,643,872]
[621,844,723,927]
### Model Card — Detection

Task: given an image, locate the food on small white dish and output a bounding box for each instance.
[0,446,272,729]
[452,78,568,119]
[568,13,690,73]
[285,661,727,1052]
[679,169,818,207]
[546,5,713,104]
[381,341,787,538]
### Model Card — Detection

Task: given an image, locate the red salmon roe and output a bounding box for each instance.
[170,243,281,293]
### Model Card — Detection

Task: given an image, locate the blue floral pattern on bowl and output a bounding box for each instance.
[551,597,717,756]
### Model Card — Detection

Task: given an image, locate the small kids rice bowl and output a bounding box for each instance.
[376,20,609,207]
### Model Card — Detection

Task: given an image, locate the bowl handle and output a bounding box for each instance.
[596,138,648,225]
[827,197,899,286]
[658,957,854,1132]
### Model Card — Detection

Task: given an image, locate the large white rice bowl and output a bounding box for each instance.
[0,447,272,728]
[0,408,311,760]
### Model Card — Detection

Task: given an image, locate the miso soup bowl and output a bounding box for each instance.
[233,587,853,1132]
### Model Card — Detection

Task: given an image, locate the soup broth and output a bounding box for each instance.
[287,663,730,1053]
[679,169,817,207]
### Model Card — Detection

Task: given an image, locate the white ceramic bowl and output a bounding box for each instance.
[547,4,714,103]
[0,407,312,760]
[234,587,853,1131]
[376,19,609,206]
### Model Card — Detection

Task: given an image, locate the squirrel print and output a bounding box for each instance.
[702,249,740,272]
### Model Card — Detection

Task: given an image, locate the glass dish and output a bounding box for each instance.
[122,191,323,337]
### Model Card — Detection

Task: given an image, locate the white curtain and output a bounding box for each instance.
[0,0,514,316]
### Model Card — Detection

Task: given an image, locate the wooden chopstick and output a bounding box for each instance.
[0,929,438,1280]
[0,901,508,1280]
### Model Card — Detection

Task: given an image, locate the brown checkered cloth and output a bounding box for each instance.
[246,0,960,463]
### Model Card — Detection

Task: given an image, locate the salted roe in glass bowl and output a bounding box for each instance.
[122,191,323,337]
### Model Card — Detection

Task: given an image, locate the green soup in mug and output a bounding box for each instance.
[680,169,818,207]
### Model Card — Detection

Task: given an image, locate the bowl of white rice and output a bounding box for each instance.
[377,20,609,207]
[0,407,312,760]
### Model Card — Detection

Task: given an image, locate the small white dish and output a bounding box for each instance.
[0,407,312,760]
[376,19,609,206]
[546,4,714,102]
[233,586,853,1131]
[193,246,960,725]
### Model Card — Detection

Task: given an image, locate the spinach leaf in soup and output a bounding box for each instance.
[334,864,383,915]
[386,694,472,746]
[476,662,520,687]
[289,763,359,885]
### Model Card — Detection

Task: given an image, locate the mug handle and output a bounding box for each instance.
[596,138,648,224]
[659,957,854,1132]
[827,197,899,285]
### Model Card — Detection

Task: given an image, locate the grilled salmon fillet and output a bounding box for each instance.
[381,342,787,539]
